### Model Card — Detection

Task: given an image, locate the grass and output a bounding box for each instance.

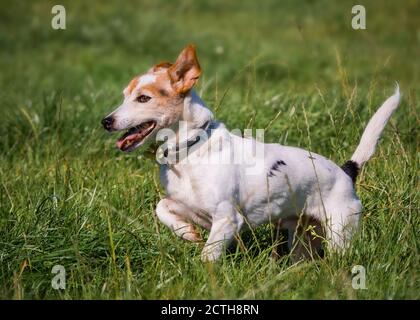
[0,0,419,299]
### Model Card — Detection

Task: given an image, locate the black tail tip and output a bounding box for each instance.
[341,160,359,183]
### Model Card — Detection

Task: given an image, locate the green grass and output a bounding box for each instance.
[0,0,419,299]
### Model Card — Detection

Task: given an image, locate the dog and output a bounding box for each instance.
[102,45,400,262]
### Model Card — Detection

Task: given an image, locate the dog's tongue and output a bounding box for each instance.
[116,133,141,150]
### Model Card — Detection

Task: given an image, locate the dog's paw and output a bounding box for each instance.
[200,251,216,263]
[200,246,221,262]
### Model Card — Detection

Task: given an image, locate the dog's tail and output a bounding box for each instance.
[341,84,401,183]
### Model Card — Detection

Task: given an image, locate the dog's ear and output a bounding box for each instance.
[168,44,201,94]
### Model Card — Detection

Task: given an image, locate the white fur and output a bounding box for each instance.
[137,74,156,88]
[351,84,400,167]
[155,88,400,262]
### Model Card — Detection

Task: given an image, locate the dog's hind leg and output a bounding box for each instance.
[156,198,203,242]
[270,220,289,260]
[275,216,325,261]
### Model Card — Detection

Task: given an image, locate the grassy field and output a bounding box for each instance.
[0,0,419,299]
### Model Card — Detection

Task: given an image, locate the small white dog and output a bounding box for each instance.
[102,45,400,262]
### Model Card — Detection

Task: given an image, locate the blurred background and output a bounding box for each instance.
[1,1,419,96]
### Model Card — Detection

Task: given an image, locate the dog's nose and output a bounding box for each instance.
[101,116,115,131]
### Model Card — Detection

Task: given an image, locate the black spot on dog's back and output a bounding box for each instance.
[268,159,286,177]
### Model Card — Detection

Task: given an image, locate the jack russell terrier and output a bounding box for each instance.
[102,45,400,262]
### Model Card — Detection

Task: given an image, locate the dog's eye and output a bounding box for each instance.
[136,95,151,103]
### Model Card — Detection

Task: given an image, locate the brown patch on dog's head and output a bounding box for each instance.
[124,77,139,96]
[140,81,173,101]
[123,45,201,100]
[151,61,173,72]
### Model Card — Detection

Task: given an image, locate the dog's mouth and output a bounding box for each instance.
[116,120,156,152]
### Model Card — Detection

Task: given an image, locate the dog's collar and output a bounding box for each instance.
[157,120,213,164]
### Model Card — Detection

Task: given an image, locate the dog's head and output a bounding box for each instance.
[102,44,202,152]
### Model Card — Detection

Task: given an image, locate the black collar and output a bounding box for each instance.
[161,120,214,162]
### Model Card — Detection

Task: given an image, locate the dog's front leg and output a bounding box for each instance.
[201,201,244,262]
[156,198,202,242]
